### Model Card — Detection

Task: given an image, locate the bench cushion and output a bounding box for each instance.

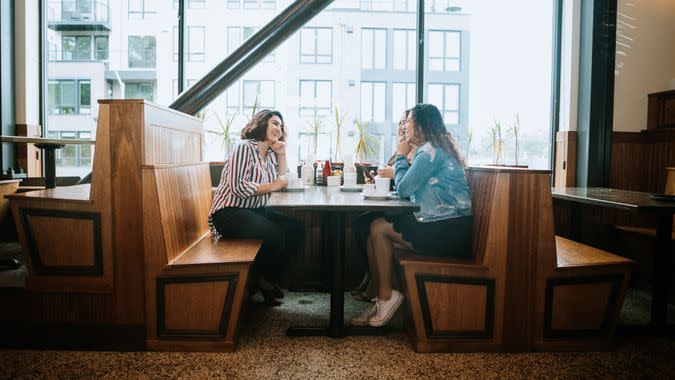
[169,234,261,267]
[555,236,633,269]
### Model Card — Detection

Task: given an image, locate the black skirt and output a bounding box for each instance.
[385,213,473,258]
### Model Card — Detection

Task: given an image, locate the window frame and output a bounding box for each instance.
[300,27,332,64]
[299,79,332,118]
[427,83,461,125]
[128,35,156,68]
[47,79,91,115]
[361,28,387,70]
[128,0,156,19]
[428,30,461,72]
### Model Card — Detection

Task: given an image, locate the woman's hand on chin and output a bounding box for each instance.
[271,140,286,156]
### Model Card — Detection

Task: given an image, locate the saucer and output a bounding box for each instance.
[340,186,363,192]
[285,186,307,192]
[362,193,394,200]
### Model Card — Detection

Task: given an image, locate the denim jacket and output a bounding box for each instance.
[394,142,473,222]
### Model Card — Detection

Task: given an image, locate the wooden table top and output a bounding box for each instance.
[551,187,675,211]
[268,186,420,212]
[0,135,95,145]
[4,184,92,204]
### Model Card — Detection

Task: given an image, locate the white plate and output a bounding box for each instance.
[285,186,307,192]
[340,186,363,192]
[362,193,396,200]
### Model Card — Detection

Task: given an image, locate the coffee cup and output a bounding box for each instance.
[326,175,340,187]
[363,183,375,195]
[343,172,357,188]
[375,177,391,195]
[288,178,303,189]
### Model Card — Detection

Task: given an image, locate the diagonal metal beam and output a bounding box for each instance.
[170,0,334,115]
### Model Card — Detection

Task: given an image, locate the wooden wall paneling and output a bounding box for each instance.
[107,101,146,326]
[143,102,203,166]
[610,132,645,191]
[0,180,19,240]
[554,131,576,188]
[14,124,42,176]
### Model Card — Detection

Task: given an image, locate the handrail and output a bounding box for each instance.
[169,0,334,115]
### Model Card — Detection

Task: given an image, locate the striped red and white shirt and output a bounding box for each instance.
[209,139,279,237]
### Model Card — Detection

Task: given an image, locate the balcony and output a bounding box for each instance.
[47,0,111,31]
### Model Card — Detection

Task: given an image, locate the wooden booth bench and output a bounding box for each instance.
[3,100,260,351]
[142,162,261,351]
[395,167,633,353]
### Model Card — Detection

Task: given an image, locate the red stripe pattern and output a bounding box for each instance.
[209,139,278,237]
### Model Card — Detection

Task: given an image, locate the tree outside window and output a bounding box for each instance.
[128,36,156,68]
[125,82,155,101]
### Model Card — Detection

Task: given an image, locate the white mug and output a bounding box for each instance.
[343,172,357,188]
[375,177,391,195]
[288,178,303,188]
[363,183,375,195]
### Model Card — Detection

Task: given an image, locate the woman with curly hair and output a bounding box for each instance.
[351,103,473,327]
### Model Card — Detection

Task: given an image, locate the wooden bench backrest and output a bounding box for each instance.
[466,167,557,270]
[143,163,212,265]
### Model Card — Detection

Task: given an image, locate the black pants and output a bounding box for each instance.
[211,207,305,283]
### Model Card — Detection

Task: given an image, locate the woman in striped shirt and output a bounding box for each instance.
[210,110,305,306]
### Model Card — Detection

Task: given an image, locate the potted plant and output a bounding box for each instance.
[205,109,239,186]
[354,118,380,183]
[508,113,526,167]
[487,119,506,165]
[332,106,348,163]
[305,116,325,157]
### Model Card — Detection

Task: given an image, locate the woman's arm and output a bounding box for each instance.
[394,149,436,198]
[226,144,260,198]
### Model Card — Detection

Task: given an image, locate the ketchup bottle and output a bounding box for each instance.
[322,160,331,186]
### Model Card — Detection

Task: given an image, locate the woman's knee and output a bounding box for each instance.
[369,217,390,237]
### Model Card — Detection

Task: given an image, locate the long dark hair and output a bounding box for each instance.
[409,103,467,168]
[240,109,286,141]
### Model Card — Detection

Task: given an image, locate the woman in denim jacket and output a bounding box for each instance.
[351,103,473,327]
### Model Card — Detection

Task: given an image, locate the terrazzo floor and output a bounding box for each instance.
[1,290,674,379]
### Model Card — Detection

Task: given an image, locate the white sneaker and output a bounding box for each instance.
[368,290,403,327]
[351,301,377,326]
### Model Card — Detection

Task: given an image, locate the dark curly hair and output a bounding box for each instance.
[409,103,467,168]
[240,109,286,142]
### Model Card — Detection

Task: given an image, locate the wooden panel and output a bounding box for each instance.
[551,282,612,330]
[15,124,42,176]
[555,236,633,268]
[6,184,92,203]
[610,130,675,193]
[152,163,212,263]
[425,282,487,331]
[647,89,675,130]
[143,102,203,166]
[554,131,576,187]
[164,280,229,331]
[31,216,94,266]
[171,235,260,266]
[108,101,145,325]
[0,180,19,240]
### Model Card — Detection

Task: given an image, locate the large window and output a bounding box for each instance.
[243,80,275,114]
[173,27,205,62]
[392,82,415,120]
[46,131,93,167]
[393,29,416,70]
[361,29,386,70]
[95,36,108,60]
[125,82,155,101]
[128,36,156,68]
[48,79,91,115]
[428,83,460,124]
[62,35,91,60]
[428,30,460,71]
[128,0,156,19]
[299,80,332,117]
[300,27,332,64]
[361,82,386,122]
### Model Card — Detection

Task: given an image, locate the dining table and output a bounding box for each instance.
[0,136,96,189]
[267,185,419,338]
[551,187,675,335]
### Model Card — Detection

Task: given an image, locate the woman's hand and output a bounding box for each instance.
[377,166,395,179]
[396,140,412,157]
[271,140,286,156]
[271,176,288,192]
[364,170,376,184]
